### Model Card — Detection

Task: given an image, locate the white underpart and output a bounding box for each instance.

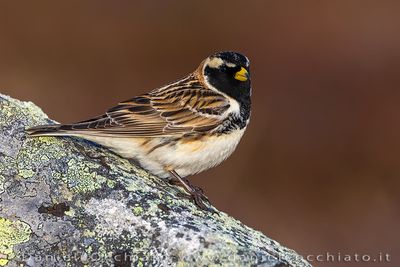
[150,128,246,177]
[68,127,246,179]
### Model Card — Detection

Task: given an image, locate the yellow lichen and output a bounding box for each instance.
[0,218,31,266]
[83,230,96,238]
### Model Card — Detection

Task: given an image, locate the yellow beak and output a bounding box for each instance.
[234,67,249,81]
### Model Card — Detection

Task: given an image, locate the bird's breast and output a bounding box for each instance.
[147,128,247,176]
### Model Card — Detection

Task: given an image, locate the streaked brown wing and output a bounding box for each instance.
[67,75,230,137]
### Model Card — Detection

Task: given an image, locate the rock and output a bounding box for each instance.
[0,94,311,267]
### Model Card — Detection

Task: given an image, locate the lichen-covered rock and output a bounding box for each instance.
[0,94,311,267]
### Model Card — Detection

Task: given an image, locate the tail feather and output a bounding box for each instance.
[26,124,72,137]
[27,114,113,137]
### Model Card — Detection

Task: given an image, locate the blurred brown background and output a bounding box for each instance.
[1,1,399,266]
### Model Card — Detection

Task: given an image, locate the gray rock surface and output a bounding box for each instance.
[0,94,311,267]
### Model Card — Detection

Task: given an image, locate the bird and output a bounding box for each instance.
[27,51,252,211]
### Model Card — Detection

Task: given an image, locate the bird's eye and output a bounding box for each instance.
[234,67,249,82]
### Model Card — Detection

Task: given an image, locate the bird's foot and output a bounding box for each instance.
[169,173,215,213]
[176,190,212,212]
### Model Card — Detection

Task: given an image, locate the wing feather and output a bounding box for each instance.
[63,74,231,137]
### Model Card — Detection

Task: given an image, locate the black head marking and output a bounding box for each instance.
[211,51,250,68]
[203,51,251,107]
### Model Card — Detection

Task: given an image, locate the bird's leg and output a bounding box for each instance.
[168,170,211,211]
[170,173,208,201]
[169,176,207,198]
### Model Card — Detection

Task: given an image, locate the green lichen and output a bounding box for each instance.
[18,169,35,179]
[0,96,46,126]
[132,206,144,216]
[106,179,116,188]
[0,218,31,266]
[62,159,108,193]
[85,245,93,255]
[64,207,75,217]
[16,135,111,194]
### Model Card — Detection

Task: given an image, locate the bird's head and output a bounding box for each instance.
[201,51,251,102]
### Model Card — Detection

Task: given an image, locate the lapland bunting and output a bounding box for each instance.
[28,51,252,211]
